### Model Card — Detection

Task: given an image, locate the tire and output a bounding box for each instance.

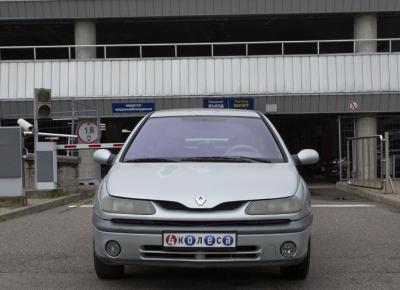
[93,253,124,279]
[280,240,310,280]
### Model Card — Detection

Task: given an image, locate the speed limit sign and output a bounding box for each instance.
[76,121,99,144]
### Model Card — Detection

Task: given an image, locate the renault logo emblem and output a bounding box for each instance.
[195,195,207,206]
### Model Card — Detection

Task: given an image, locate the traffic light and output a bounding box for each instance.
[34,88,52,119]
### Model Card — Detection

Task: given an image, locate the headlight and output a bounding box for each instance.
[101,196,156,215]
[245,196,303,215]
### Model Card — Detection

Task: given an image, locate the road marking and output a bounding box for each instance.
[312,204,375,208]
[67,204,93,208]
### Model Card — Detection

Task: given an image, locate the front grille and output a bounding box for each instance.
[155,200,246,211]
[140,245,261,261]
[111,219,290,227]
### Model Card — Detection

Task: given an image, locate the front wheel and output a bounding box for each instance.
[94,253,124,279]
[280,240,310,280]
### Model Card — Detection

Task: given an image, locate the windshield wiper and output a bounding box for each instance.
[180,156,271,163]
[125,156,273,163]
[124,158,180,163]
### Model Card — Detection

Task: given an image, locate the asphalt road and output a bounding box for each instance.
[1,188,400,290]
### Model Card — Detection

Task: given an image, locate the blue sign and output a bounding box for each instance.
[203,99,230,109]
[230,98,254,110]
[203,98,254,110]
[112,102,155,113]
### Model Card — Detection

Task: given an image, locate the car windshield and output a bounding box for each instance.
[122,116,285,163]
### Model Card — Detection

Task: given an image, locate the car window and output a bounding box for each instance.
[122,116,285,162]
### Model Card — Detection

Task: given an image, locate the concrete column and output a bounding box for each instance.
[354,14,378,181]
[75,20,96,59]
[74,20,100,184]
[354,14,377,53]
[355,116,377,180]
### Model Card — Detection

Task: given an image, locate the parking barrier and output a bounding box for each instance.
[56,143,124,150]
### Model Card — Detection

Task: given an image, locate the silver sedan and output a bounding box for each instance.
[92,109,319,280]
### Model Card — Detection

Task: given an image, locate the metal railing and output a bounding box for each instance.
[0,38,400,61]
[0,99,101,157]
[346,133,395,192]
[387,130,400,180]
[346,134,385,189]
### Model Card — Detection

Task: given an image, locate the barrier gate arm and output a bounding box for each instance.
[56,143,124,150]
[24,131,77,139]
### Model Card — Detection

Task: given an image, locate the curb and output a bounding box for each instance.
[0,192,93,222]
[308,185,337,190]
[336,182,400,209]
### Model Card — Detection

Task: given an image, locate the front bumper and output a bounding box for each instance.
[93,215,312,268]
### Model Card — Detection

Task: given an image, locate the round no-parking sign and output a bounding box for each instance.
[349,100,360,111]
[76,121,99,144]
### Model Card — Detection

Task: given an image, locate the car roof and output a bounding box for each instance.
[150,109,260,118]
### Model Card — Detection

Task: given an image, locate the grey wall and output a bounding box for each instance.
[1,93,400,118]
[1,55,399,100]
[0,0,399,20]
[24,155,79,193]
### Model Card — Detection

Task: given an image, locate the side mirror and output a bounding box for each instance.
[93,149,115,166]
[293,149,319,166]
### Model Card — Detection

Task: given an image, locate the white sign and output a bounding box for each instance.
[77,121,99,144]
[266,104,278,112]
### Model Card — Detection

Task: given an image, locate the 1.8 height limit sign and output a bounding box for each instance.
[76,121,99,144]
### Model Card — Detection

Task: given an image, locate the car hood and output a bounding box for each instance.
[106,162,300,209]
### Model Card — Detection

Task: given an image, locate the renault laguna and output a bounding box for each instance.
[92,109,318,280]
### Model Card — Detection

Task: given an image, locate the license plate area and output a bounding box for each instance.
[163,232,236,249]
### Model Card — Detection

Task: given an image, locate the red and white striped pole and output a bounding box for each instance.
[56,143,124,150]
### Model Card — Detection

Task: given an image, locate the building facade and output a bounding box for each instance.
[1,0,400,180]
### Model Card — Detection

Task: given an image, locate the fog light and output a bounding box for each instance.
[280,242,297,258]
[105,241,121,257]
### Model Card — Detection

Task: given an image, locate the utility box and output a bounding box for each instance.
[0,127,24,197]
[35,142,57,190]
